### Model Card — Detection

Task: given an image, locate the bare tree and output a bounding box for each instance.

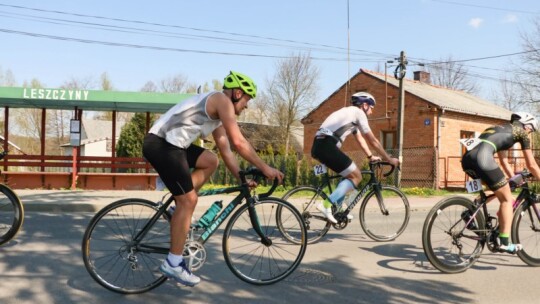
[13,78,44,154]
[518,18,540,105]
[61,76,94,90]
[492,75,531,111]
[160,74,190,93]
[140,81,158,92]
[426,55,479,94]
[100,72,114,91]
[0,67,16,86]
[266,52,319,154]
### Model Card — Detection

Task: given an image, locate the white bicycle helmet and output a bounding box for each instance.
[511,112,538,131]
[351,92,376,107]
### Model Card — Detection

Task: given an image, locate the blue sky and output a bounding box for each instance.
[0,0,539,102]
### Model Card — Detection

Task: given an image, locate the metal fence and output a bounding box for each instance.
[209,148,540,190]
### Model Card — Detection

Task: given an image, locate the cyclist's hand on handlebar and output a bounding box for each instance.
[262,166,284,184]
[388,157,400,167]
[370,155,382,162]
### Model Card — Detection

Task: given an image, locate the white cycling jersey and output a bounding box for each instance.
[315,106,371,147]
[149,91,222,149]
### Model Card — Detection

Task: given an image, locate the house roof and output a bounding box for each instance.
[363,69,512,120]
[201,122,304,153]
[303,68,512,122]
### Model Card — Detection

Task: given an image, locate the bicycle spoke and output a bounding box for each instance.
[223,198,307,285]
[82,199,169,294]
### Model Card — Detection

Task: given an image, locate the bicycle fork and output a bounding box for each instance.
[373,184,389,216]
[247,197,272,246]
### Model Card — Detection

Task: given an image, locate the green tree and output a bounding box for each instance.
[116,112,156,158]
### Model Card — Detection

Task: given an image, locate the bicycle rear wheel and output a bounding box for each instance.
[0,184,24,246]
[512,199,540,266]
[223,197,307,285]
[359,186,410,241]
[280,186,331,244]
[422,196,485,273]
[82,199,171,294]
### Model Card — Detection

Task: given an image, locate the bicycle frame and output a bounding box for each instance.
[341,169,381,216]
[133,174,276,254]
[318,162,394,217]
[461,178,540,242]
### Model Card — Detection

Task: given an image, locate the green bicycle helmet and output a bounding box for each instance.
[223,71,257,99]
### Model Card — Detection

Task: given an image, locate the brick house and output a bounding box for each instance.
[301,69,513,189]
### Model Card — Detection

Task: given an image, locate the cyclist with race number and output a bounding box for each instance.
[143,71,283,287]
[311,92,399,224]
[461,112,540,253]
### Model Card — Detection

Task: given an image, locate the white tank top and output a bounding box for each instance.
[149,91,222,148]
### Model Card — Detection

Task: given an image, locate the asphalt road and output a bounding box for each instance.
[1,193,539,304]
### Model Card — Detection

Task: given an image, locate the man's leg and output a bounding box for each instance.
[319,169,362,223]
[190,150,219,191]
[161,190,201,286]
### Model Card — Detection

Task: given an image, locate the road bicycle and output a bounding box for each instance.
[280,161,410,244]
[422,170,540,273]
[81,168,307,294]
[0,151,24,246]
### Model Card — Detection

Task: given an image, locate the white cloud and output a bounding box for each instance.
[469,18,484,29]
[503,14,518,23]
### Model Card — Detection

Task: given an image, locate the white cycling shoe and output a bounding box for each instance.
[316,203,338,224]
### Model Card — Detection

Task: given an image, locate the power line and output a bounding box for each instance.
[0,10,371,56]
[429,0,540,15]
[0,3,393,58]
[0,27,382,63]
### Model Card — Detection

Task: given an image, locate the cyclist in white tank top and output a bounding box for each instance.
[143,71,283,287]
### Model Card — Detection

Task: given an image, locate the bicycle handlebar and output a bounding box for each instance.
[239,167,279,198]
[369,160,398,177]
[509,169,533,190]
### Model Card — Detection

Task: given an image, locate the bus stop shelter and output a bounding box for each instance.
[0,86,192,189]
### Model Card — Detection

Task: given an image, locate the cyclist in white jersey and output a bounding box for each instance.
[311,92,399,223]
[143,71,283,287]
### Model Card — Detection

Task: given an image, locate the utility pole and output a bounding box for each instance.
[395,51,407,187]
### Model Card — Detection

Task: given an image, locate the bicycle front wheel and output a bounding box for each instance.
[280,186,331,244]
[359,186,410,241]
[0,184,24,246]
[223,197,307,285]
[82,199,171,294]
[422,196,484,273]
[512,199,540,266]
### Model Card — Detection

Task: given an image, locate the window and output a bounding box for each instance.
[382,131,397,150]
[460,131,475,155]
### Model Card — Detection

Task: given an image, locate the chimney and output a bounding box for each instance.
[414,71,431,84]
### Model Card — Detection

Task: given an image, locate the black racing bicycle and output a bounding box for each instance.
[0,151,24,246]
[422,170,540,273]
[82,168,307,294]
[280,161,410,244]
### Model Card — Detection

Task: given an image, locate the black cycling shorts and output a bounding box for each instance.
[311,136,353,175]
[143,133,205,196]
[461,144,507,191]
